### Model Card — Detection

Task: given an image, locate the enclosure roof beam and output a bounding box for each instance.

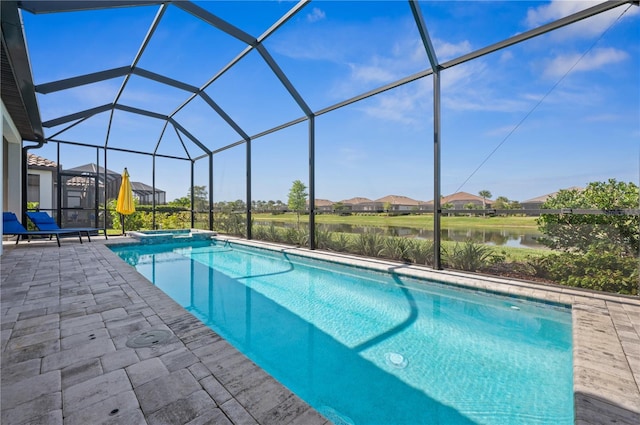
[152,120,169,155]
[114,2,168,104]
[257,0,310,44]
[35,65,197,96]
[256,44,313,117]
[114,103,168,120]
[48,137,190,161]
[315,68,434,117]
[174,1,256,46]
[42,103,112,127]
[35,66,131,94]
[408,0,439,70]
[132,67,199,92]
[169,118,211,155]
[173,125,193,160]
[198,91,249,141]
[18,1,163,14]
[442,0,634,70]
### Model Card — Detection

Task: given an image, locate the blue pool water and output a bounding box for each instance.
[111,240,574,425]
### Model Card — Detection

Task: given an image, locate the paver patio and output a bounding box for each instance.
[1,237,639,425]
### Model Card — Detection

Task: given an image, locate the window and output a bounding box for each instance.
[27,174,40,204]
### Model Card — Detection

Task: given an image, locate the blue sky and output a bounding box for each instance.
[22,0,639,204]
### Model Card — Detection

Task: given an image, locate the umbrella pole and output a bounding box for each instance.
[121,213,125,236]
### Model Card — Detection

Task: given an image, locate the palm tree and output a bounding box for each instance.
[478,190,492,209]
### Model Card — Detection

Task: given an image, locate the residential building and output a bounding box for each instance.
[441,192,493,209]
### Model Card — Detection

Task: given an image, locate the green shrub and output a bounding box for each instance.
[407,239,434,266]
[382,237,411,262]
[444,240,503,272]
[329,233,351,252]
[538,243,638,295]
[350,233,385,257]
[314,228,333,250]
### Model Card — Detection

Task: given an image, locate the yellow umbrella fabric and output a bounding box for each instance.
[116,168,135,215]
[116,168,135,235]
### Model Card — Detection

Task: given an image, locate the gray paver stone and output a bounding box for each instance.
[0,358,41,386]
[0,392,61,425]
[64,389,140,425]
[135,369,201,415]
[42,337,115,372]
[61,358,103,390]
[6,328,59,352]
[1,370,61,410]
[188,362,212,381]
[101,348,140,372]
[126,357,169,388]
[146,390,217,425]
[63,369,132,414]
[21,409,63,425]
[160,347,199,372]
[61,327,109,350]
[100,408,148,425]
[220,398,259,425]
[200,375,233,406]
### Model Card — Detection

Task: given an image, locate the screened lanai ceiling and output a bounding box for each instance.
[15,0,638,165]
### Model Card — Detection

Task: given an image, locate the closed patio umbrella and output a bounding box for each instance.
[116,168,135,235]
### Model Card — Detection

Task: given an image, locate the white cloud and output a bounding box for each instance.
[306,7,326,23]
[542,47,628,78]
[358,79,431,125]
[433,39,472,62]
[525,0,639,40]
[348,61,396,85]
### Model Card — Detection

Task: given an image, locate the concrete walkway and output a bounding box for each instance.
[1,237,639,425]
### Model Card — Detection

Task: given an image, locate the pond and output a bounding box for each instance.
[254,221,545,249]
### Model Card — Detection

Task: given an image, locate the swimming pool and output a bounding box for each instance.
[111,240,573,425]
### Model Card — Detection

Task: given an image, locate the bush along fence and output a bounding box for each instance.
[247,223,637,296]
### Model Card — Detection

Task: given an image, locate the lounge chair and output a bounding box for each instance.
[3,212,83,247]
[26,211,107,242]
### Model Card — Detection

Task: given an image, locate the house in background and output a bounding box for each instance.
[371,195,426,212]
[339,197,374,212]
[312,199,334,213]
[441,192,493,209]
[65,163,166,207]
[130,181,166,205]
[521,187,583,211]
[26,153,56,212]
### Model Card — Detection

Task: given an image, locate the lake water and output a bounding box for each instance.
[254,221,545,249]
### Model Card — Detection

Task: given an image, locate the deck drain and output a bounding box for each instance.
[126,329,172,348]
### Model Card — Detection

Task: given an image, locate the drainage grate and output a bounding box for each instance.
[126,329,172,348]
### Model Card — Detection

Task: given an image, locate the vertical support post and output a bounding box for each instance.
[209,153,213,231]
[433,70,442,270]
[246,139,252,239]
[152,154,156,229]
[103,148,108,233]
[308,116,316,250]
[190,160,195,228]
[57,143,62,225]
[95,147,99,228]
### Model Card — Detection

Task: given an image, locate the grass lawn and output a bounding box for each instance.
[252,212,540,230]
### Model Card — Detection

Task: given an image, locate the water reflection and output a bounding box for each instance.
[254,221,544,249]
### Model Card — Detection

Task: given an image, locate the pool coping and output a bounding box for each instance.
[1,236,639,424]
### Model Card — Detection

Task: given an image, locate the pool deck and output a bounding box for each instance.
[1,236,639,425]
